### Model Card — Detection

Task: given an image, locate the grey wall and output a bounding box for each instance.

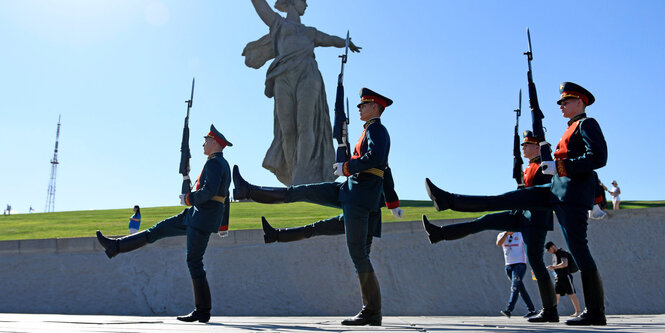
[0,207,663,316]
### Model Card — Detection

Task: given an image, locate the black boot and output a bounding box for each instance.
[96,230,148,259]
[233,165,288,203]
[262,217,311,243]
[566,271,606,326]
[422,215,444,244]
[177,276,211,323]
[262,217,278,243]
[342,272,382,326]
[424,178,453,211]
[528,279,559,323]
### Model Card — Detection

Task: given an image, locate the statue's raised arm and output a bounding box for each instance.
[250,0,279,27]
[315,31,361,52]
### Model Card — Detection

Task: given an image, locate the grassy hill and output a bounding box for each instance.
[0,200,662,241]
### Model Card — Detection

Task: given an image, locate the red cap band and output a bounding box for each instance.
[560,92,589,106]
[360,96,387,108]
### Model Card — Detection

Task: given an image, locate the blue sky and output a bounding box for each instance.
[1,0,663,213]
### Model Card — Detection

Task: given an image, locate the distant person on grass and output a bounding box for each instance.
[128,205,141,234]
[96,125,231,324]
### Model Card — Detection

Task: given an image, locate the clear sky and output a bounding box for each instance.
[1,0,663,213]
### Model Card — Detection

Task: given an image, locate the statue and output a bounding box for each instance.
[243,0,361,186]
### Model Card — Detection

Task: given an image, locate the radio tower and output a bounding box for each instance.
[45,115,61,212]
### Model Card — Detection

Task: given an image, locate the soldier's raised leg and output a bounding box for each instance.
[96,210,192,258]
[425,178,552,212]
[262,215,345,243]
[422,211,520,244]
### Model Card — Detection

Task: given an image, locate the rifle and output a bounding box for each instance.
[179,78,195,194]
[332,31,351,164]
[513,89,524,188]
[524,27,553,167]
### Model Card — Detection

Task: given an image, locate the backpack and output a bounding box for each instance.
[563,250,579,273]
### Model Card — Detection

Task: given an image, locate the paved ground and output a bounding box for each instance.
[0,314,664,332]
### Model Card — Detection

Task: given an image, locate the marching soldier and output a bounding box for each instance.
[96,125,232,323]
[422,130,557,322]
[425,82,608,326]
[233,87,403,326]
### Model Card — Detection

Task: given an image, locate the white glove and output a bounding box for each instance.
[540,161,557,175]
[589,205,607,220]
[179,194,187,205]
[218,230,229,238]
[333,162,345,177]
[390,207,404,219]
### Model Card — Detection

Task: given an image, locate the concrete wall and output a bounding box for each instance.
[1,207,663,316]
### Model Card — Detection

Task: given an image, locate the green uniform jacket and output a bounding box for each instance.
[183,152,231,233]
[339,118,391,211]
[550,113,607,208]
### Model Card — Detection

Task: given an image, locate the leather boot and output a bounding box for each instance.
[422,215,483,243]
[342,272,382,326]
[528,279,559,323]
[566,270,606,326]
[424,178,453,211]
[422,215,444,244]
[177,276,211,323]
[96,230,148,259]
[233,165,287,203]
[262,217,312,243]
[425,177,494,212]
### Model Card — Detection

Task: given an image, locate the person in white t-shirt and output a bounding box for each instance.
[497,231,537,318]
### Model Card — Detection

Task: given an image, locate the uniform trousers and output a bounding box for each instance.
[145,208,212,279]
[286,182,379,274]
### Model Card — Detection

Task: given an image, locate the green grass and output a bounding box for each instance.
[0,200,662,241]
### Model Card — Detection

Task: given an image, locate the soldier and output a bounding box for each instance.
[422,130,556,322]
[425,82,608,326]
[233,87,403,326]
[96,124,232,323]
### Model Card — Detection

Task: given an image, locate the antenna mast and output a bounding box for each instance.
[45,115,61,212]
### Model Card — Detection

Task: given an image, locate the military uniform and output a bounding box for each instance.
[147,148,231,278]
[425,82,607,325]
[423,131,557,321]
[96,124,232,323]
[233,88,397,326]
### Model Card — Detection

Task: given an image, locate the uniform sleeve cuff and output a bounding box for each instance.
[556,160,567,177]
[218,224,228,231]
[184,193,192,206]
[386,200,400,209]
[342,161,351,177]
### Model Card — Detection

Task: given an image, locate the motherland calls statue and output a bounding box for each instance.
[243,0,360,186]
